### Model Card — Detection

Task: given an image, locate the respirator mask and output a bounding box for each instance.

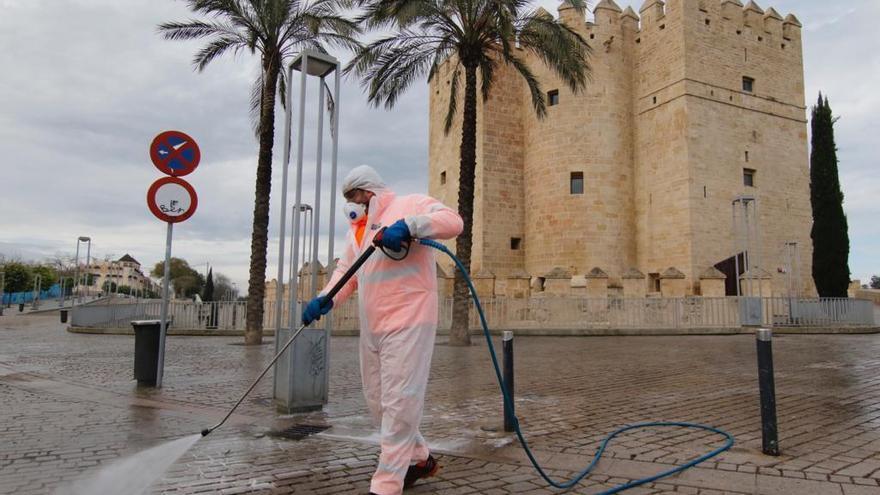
[343,202,366,223]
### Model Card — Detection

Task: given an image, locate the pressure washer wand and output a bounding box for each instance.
[201,244,378,437]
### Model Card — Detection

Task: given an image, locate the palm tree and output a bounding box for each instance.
[159,0,360,344]
[347,0,591,345]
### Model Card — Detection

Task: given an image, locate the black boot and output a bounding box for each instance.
[403,455,439,489]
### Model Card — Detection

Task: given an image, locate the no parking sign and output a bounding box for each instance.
[150,130,200,176]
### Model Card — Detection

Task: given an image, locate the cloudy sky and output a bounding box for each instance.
[1,0,877,293]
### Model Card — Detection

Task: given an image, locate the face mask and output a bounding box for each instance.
[343,202,366,223]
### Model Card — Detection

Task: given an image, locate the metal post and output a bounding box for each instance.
[287,54,308,332]
[756,328,779,456]
[310,77,325,302]
[503,331,515,432]
[32,275,42,309]
[274,58,296,337]
[743,201,753,298]
[156,222,173,388]
[0,271,4,316]
[732,204,741,297]
[84,239,91,302]
[74,241,81,304]
[324,67,340,397]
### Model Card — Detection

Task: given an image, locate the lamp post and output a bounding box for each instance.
[273,49,340,413]
[74,236,91,304]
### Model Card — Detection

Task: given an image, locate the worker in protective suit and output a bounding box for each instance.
[302,165,463,495]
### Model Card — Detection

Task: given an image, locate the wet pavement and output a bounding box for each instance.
[2,313,880,494]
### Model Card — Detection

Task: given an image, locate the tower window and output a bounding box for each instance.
[548,89,559,106]
[440,171,446,185]
[570,172,584,194]
[742,76,755,93]
[510,237,522,250]
[745,151,749,162]
[743,168,756,187]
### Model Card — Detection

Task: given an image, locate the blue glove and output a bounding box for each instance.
[302,295,333,325]
[379,219,411,251]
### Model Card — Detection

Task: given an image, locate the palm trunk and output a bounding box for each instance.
[449,65,478,346]
[245,57,281,345]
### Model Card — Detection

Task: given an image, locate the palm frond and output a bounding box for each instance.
[193,35,249,71]
[158,19,239,41]
[443,63,462,134]
[504,53,546,118]
[517,11,591,92]
[248,71,265,138]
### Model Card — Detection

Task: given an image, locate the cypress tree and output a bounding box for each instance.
[203,269,215,302]
[809,94,850,297]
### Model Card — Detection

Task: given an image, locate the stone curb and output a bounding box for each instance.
[67,325,879,337]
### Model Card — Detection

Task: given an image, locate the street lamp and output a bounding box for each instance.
[74,236,91,304]
[273,49,341,413]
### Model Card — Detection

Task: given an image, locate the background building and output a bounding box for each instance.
[429,0,814,297]
[87,254,157,295]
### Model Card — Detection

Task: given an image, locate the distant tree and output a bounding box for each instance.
[871,275,880,290]
[810,93,850,297]
[150,257,205,298]
[2,262,31,293]
[214,273,237,300]
[30,265,58,290]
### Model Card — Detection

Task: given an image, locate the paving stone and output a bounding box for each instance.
[3,315,880,495]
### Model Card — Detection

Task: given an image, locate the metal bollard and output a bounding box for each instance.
[503,331,515,432]
[756,328,780,456]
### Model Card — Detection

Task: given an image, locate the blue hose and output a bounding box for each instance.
[419,238,734,492]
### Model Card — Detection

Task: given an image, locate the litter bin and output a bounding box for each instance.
[131,320,168,386]
[18,303,24,312]
[60,310,68,323]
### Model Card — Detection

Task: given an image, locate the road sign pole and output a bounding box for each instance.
[156,222,173,388]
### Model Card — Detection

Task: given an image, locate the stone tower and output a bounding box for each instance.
[428,0,814,297]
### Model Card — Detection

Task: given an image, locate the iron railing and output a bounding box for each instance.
[71,296,876,331]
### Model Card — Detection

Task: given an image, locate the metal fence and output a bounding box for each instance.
[70,300,247,330]
[71,296,875,331]
[2,284,62,305]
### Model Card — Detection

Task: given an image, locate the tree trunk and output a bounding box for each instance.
[245,57,281,345]
[449,65,478,346]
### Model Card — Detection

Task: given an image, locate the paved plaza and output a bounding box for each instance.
[2,313,880,494]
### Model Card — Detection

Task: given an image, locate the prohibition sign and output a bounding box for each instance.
[150,130,201,176]
[147,176,198,223]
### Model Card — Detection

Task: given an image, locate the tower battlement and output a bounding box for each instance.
[557,1,801,52]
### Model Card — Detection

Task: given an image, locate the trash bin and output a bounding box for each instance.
[18,303,24,312]
[131,320,168,386]
[60,310,68,323]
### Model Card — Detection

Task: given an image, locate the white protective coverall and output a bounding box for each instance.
[321,165,463,495]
